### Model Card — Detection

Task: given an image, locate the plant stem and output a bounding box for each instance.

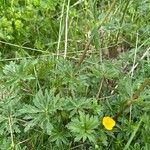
[96,78,104,99]
[57,0,66,58]
[77,0,117,66]
[64,0,70,59]
[8,116,15,149]
[115,0,130,44]
[114,76,150,120]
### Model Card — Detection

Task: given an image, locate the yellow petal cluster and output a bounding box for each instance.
[102,116,116,130]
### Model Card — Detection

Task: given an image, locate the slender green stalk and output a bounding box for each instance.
[8,116,15,149]
[115,0,131,44]
[77,0,117,66]
[57,0,66,58]
[114,76,150,120]
[64,0,70,59]
[123,117,143,150]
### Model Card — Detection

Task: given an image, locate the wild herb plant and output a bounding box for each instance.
[0,0,150,149]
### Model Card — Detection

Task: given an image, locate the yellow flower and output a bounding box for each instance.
[102,116,116,130]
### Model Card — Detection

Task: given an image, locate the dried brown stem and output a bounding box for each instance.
[96,78,104,99]
[77,40,91,66]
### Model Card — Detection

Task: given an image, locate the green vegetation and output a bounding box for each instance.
[0,0,150,149]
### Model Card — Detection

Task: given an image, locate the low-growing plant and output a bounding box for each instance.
[0,0,150,149]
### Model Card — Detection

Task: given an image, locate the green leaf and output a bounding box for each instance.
[19,89,66,135]
[67,112,99,143]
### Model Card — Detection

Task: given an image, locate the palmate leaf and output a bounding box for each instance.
[40,118,53,135]
[2,60,36,87]
[67,111,99,143]
[24,115,44,132]
[0,89,21,135]
[24,114,54,134]
[49,127,70,146]
[67,98,92,117]
[32,90,65,113]
[19,104,41,114]
[19,89,66,135]
[22,105,54,134]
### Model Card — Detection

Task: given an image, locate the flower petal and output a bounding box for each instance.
[102,116,116,130]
